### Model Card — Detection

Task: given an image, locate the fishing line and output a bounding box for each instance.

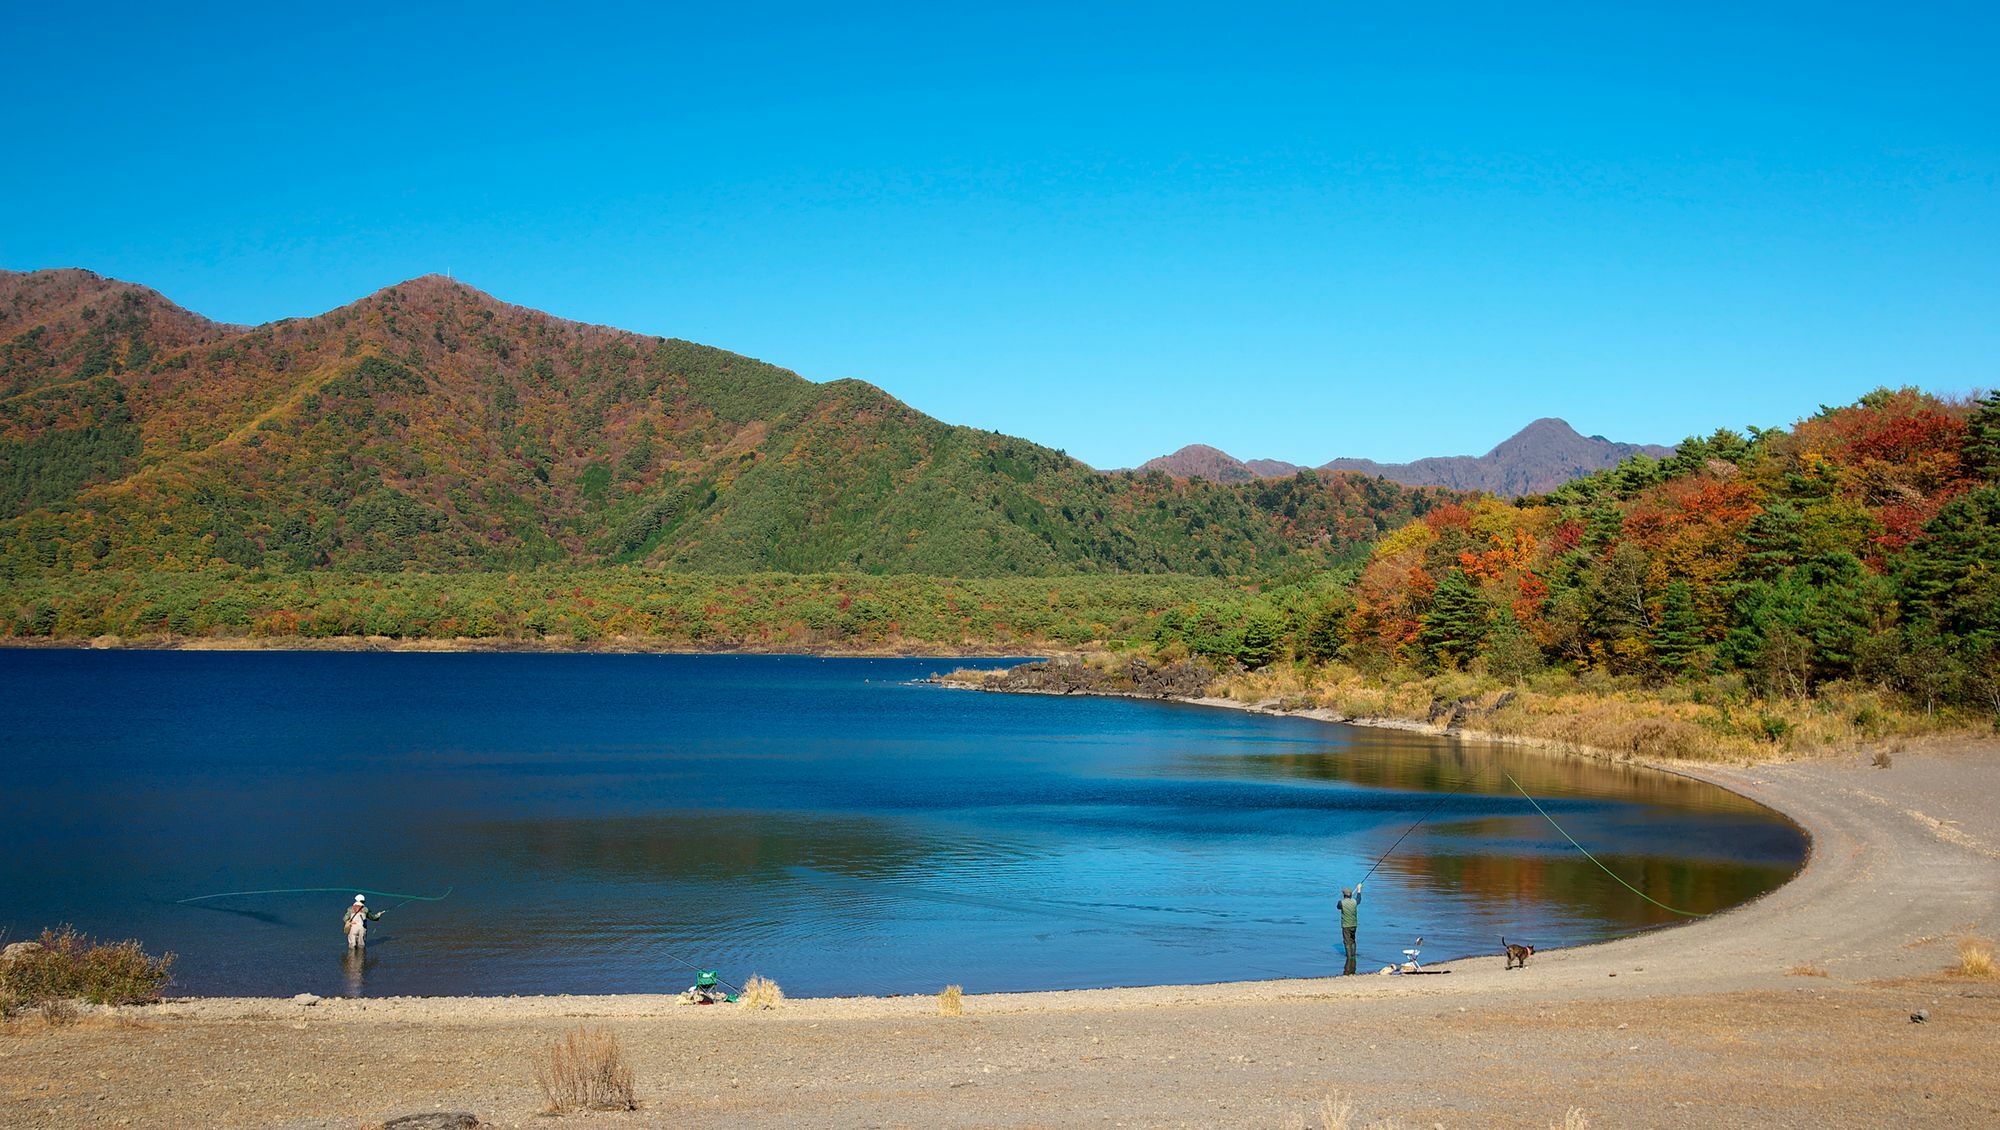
[1505,773,1706,918]
[175,886,453,906]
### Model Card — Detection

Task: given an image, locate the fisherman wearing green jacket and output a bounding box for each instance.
[1337,883,1363,975]
[344,894,384,949]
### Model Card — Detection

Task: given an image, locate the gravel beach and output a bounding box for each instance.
[4,742,1996,1129]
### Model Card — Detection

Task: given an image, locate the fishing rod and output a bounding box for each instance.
[1355,766,1490,886]
[657,947,743,995]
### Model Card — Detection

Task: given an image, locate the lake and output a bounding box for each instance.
[0,650,1804,998]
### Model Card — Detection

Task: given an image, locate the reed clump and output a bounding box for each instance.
[1956,937,1996,979]
[937,984,963,1016]
[739,973,785,1010]
[1281,1091,1355,1130]
[530,1025,637,1113]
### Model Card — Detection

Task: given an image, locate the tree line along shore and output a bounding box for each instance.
[5,387,1998,760]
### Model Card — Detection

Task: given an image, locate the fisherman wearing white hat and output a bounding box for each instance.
[343,894,383,949]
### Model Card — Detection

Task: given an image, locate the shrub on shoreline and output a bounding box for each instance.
[530,1025,637,1113]
[0,926,175,1014]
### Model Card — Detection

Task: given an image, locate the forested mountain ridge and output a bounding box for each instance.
[1138,418,1676,496]
[1277,387,2000,703]
[0,269,1458,577]
[1,269,238,401]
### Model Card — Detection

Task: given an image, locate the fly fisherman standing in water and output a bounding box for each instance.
[1337,882,1364,974]
[343,894,383,949]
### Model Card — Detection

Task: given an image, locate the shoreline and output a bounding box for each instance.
[159,687,1802,1013]
[0,634,1056,659]
[9,712,1995,1128]
[935,677,1649,763]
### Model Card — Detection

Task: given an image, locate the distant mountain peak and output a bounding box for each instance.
[1133,444,1311,484]
[1135,418,1674,497]
[1512,416,1578,438]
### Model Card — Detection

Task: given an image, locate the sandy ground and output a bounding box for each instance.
[4,743,1997,1129]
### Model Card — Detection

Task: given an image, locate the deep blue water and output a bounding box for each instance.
[0,650,1804,998]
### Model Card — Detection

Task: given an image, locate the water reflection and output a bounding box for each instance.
[1181,725,1770,814]
[341,947,375,996]
[0,651,1806,997]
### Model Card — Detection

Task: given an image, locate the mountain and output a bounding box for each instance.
[1132,445,1274,485]
[0,269,1460,577]
[1137,418,1676,497]
[1322,418,1677,497]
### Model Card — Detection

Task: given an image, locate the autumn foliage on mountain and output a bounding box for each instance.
[0,269,1453,577]
[1256,387,2000,714]
[3,267,1995,728]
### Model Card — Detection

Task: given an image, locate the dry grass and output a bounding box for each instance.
[1788,963,1831,977]
[938,984,963,1016]
[1281,1091,1356,1130]
[1872,750,1894,768]
[530,1025,637,1113]
[37,998,77,1027]
[739,973,785,1010]
[1279,1087,1589,1130]
[1200,661,1977,764]
[1955,937,1996,979]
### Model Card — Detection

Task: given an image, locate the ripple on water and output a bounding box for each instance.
[0,652,1805,997]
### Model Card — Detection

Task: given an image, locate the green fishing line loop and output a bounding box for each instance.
[176,886,452,906]
[1506,773,1706,918]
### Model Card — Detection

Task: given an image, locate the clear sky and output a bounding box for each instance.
[4,2,1994,468]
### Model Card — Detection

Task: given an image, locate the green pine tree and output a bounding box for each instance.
[1895,484,2000,651]
[1582,503,1623,552]
[1419,570,1491,668]
[1966,389,2000,480]
[1298,597,1350,665]
[1236,614,1284,670]
[1480,607,1544,682]
[1652,580,1704,675]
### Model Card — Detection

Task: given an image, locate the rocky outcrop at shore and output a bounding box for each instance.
[949,656,1218,699]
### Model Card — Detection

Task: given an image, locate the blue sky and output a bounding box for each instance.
[5,2,1994,467]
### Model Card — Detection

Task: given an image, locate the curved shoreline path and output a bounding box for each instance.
[8,746,1999,1128]
[0,652,1806,999]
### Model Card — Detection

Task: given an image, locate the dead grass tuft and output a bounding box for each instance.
[38,998,78,1027]
[1787,963,1830,977]
[938,984,963,1016]
[1872,750,1893,768]
[531,1025,636,1113]
[739,973,785,1010]
[1955,937,1996,979]
[1282,1091,1356,1130]
[1552,1110,1591,1130]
